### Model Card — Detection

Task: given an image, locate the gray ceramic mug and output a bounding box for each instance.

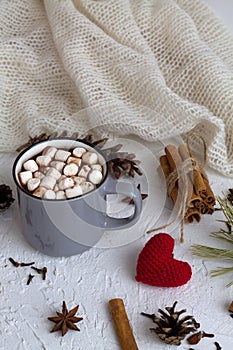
[12,138,142,257]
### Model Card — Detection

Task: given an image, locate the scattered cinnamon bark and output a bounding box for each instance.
[109,298,138,350]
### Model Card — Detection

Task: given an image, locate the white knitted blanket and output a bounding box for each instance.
[1,0,233,176]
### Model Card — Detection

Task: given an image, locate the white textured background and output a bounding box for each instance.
[1,146,233,350]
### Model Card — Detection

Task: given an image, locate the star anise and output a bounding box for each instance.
[48,301,83,336]
[0,184,15,210]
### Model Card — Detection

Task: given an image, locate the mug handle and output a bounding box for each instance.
[99,176,142,230]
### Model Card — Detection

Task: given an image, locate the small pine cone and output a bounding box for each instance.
[142,301,198,346]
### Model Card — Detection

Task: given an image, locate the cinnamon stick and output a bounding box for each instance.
[165,145,202,221]
[178,144,209,220]
[202,178,215,205]
[164,145,191,210]
[109,298,138,350]
[184,208,201,223]
[160,155,178,204]
[165,145,193,201]
[179,145,216,213]
[160,154,200,222]
[178,144,206,197]
[190,198,205,212]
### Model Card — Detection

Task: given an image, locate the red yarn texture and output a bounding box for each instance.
[135,233,192,287]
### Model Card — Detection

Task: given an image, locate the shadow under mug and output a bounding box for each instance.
[12,138,142,257]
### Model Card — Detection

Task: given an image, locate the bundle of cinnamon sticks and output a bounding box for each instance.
[160,144,215,224]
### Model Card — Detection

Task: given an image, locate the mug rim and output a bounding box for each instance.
[12,137,109,202]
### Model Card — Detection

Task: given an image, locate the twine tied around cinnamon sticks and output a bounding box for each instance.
[147,133,215,243]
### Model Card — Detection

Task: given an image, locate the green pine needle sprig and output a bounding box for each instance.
[192,192,233,287]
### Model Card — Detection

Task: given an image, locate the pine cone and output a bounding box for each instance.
[141,301,197,346]
[0,184,15,210]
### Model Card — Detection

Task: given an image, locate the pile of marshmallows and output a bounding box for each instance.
[19,146,104,200]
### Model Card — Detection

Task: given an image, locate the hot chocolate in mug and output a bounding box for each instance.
[12,138,142,257]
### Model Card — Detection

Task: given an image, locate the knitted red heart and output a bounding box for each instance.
[135,233,192,287]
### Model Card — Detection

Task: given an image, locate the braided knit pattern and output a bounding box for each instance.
[136,233,192,287]
[0,0,233,176]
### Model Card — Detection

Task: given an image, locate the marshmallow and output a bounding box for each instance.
[19,171,32,185]
[91,164,102,172]
[55,149,71,162]
[78,165,91,178]
[40,176,56,190]
[54,184,59,192]
[56,190,66,200]
[58,177,74,190]
[73,176,85,186]
[23,159,38,172]
[65,185,83,198]
[46,167,61,181]
[36,155,51,167]
[63,163,79,176]
[40,166,51,175]
[67,156,82,167]
[33,186,47,198]
[42,146,57,158]
[58,175,66,182]
[43,190,56,200]
[27,178,40,192]
[73,147,86,158]
[50,161,65,172]
[34,171,45,180]
[80,181,95,194]
[82,151,98,165]
[88,169,103,185]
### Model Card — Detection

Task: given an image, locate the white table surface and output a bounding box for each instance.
[1,2,233,350]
